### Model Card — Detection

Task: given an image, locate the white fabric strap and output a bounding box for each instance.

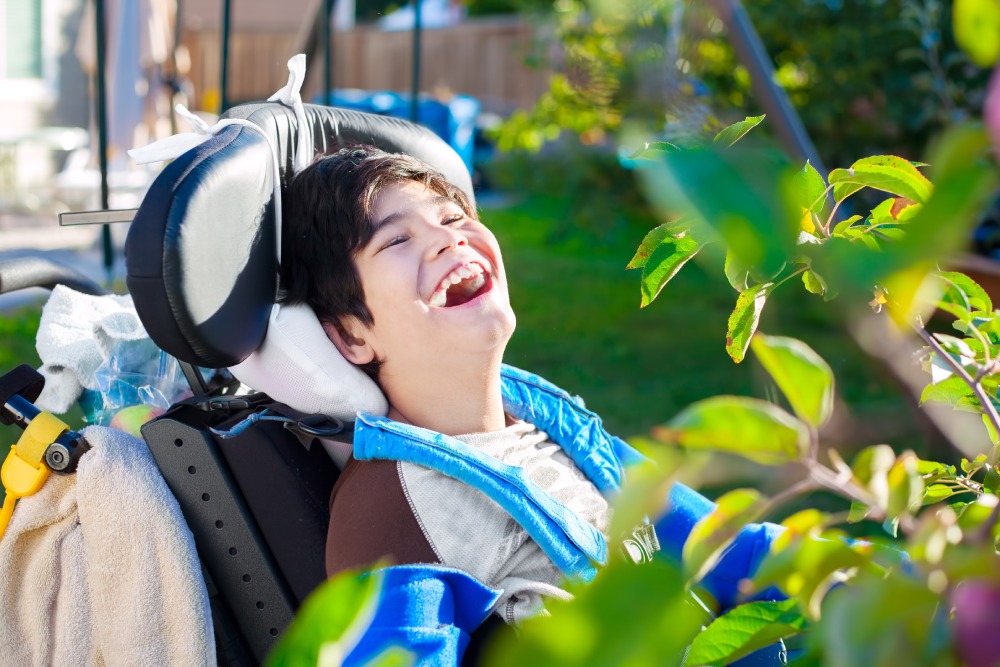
[267,54,318,176]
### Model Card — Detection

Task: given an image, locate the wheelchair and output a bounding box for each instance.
[0,99,479,666]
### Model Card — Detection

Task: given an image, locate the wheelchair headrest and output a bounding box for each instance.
[126,102,475,370]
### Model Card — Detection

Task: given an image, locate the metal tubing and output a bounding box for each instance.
[221,0,232,111]
[708,0,826,174]
[410,0,422,122]
[94,0,113,283]
[323,0,333,103]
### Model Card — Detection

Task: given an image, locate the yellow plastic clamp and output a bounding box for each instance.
[0,411,70,542]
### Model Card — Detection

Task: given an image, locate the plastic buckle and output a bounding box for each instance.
[2,411,68,497]
[1,411,71,541]
[284,414,345,439]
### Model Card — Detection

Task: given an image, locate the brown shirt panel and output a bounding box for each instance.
[326,456,441,578]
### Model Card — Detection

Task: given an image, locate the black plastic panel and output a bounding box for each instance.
[142,416,295,663]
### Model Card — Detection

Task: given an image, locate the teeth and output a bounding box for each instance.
[457,266,474,279]
[468,274,486,292]
[429,290,447,307]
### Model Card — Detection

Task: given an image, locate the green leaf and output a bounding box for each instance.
[724,250,751,292]
[830,214,864,238]
[626,224,672,270]
[828,155,933,204]
[726,282,775,363]
[751,532,872,619]
[639,235,704,307]
[683,488,765,583]
[713,114,765,147]
[923,483,957,505]
[852,445,897,512]
[686,600,808,667]
[920,375,976,407]
[796,161,828,214]
[266,567,383,667]
[936,271,993,315]
[656,396,809,465]
[750,334,835,427]
[801,269,827,296]
[629,140,682,160]
[954,0,1000,66]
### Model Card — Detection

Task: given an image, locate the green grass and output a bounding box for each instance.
[489,195,931,457]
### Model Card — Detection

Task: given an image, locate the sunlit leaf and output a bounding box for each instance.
[713,114,766,147]
[802,270,828,297]
[266,567,384,667]
[831,214,863,237]
[630,141,682,161]
[936,271,993,316]
[795,161,828,215]
[724,250,751,292]
[655,396,809,465]
[484,560,703,667]
[954,0,1000,66]
[920,375,976,407]
[686,599,807,667]
[852,445,897,513]
[640,236,705,307]
[751,334,835,427]
[886,452,924,521]
[683,489,765,583]
[726,282,775,363]
[752,532,872,620]
[828,155,933,204]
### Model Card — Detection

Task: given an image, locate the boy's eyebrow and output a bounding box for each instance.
[369,195,459,238]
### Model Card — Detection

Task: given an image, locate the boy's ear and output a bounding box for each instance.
[322,316,376,365]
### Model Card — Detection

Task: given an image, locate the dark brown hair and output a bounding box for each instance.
[279,145,476,379]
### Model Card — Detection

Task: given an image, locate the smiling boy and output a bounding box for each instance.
[280,146,783,664]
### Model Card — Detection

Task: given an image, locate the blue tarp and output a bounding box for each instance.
[316,90,479,174]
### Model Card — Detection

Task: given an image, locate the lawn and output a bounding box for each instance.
[488,195,935,461]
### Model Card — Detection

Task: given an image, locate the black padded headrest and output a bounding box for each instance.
[125,102,474,368]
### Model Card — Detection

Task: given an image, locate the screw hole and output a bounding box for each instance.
[174,439,183,447]
[215,520,224,529]
[201,493,210,501]
[255,601,264,610]
[188,466,196,474]
[269,628,278,636]
[242,574,251,582]
[228,547,237,556]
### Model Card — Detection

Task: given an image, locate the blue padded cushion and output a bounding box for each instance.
[125,103,474,368]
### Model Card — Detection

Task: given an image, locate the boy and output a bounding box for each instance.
[280,146,782,664]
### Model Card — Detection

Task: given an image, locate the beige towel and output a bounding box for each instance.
[0,426,215,666]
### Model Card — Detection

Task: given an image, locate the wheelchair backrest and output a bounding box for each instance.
[123,101,475,664]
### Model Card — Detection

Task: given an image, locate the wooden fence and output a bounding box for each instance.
[182,17,551,115]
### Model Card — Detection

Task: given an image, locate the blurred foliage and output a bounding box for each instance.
[491,0,991,171]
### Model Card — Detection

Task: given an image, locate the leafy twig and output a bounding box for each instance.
[914,320,1000,463]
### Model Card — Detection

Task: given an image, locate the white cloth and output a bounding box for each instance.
[35,285,159,414]
[229,302,388,424]
[0,426,214,666]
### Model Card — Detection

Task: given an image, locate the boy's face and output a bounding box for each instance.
[343,180,516,377]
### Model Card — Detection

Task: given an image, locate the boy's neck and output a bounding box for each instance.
[382,354,507,436]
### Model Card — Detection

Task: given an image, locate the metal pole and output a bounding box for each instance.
[94,0,113,285]
[220,0,232,111]
[410,0,421,122]
[323,0,333,104]
[707,0,826,174]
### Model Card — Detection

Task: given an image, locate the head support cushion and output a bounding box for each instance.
[126,101,473,418]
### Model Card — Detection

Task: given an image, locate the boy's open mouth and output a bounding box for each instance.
[429,261,492,308]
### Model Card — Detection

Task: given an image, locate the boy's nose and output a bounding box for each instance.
[434,228,468,255]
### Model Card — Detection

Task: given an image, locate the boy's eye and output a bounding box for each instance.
[442,214,464,226]
[378,235,409,252]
